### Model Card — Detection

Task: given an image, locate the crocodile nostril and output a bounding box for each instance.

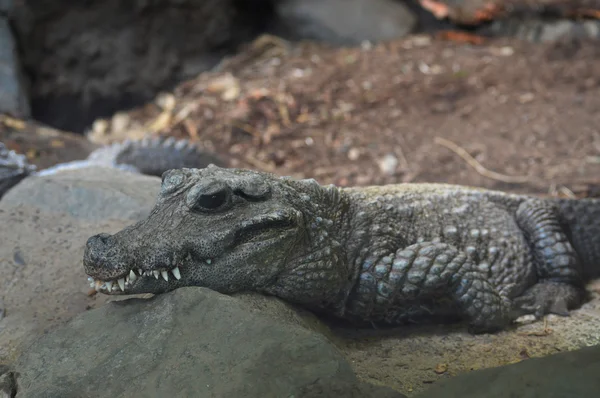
[87,233,113,248]
[83,233,118,269]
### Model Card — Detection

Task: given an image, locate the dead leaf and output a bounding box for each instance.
[434,363,448,374]
[2,115,26,130]
[50,139,65,148]
[147,111,172,133]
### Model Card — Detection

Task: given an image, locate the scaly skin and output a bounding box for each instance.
[83,166,600,333]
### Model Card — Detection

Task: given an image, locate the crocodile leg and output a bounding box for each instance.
[346,242,513,333]
[512,200,586,317]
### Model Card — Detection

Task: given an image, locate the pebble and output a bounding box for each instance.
[378,153,398,175]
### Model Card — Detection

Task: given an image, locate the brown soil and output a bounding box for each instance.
[83,33,600,198]
[4,33,600,198]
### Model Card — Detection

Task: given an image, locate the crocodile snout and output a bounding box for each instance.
[83,232,131,281]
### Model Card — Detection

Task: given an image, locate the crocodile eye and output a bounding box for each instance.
[185,180,231,212]
[197,190,227,209]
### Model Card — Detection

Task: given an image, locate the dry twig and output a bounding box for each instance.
[434,137,530,184]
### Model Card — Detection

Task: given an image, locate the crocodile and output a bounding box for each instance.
[83,165,600,333]
[0,136,225,200]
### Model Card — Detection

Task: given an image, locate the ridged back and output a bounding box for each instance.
[108,136,226,177]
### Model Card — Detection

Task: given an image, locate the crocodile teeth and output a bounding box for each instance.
[205,259,212,265]
[129,270,137,283]
[171,267,181,280]
[138,268,143,275]
[118,278,125,291]
[105,281,113,292]
[153,270,160,279]
[161,270,169,281]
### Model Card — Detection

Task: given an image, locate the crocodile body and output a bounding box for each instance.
[0,136,225,200]
[83,166,600,333]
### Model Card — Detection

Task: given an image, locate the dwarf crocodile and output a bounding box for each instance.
[83,166,600,333]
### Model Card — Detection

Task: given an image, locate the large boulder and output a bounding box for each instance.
[8,0,252,133]
[0,15,30,118]
[12,287,403,398]
[0,167,160,363]
[274,0,417,45]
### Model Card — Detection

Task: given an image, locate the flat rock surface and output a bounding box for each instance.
[0,167,599,396]
[330,293,600,395]
[415,343,600,398]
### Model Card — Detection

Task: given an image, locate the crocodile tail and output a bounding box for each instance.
[556,198,600,280]
[92,136,227,177]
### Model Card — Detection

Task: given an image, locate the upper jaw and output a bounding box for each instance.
[87,264,186,295]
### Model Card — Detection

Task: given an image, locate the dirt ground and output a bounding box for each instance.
[2,31,600,396]
[2,33,600,197]
[5,32,600,197]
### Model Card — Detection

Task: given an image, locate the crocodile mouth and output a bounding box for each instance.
[85,210,300,294]
[87,266,180,294]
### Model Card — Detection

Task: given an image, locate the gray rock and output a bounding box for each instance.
[1,167,160,221]
[0,0,13,15]
[0,16,30,118]
[275,0,417,45]
[8,0,248,133]
[417,344,600,398]
[0,167,159,363]
[13,287,404,398]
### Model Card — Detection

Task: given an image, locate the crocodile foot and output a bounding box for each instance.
[512,281,586,319]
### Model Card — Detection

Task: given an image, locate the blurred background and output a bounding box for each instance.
[1,0,599,194]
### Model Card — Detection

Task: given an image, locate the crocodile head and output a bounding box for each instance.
[83,166,351,305]
[0,142,36,199]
